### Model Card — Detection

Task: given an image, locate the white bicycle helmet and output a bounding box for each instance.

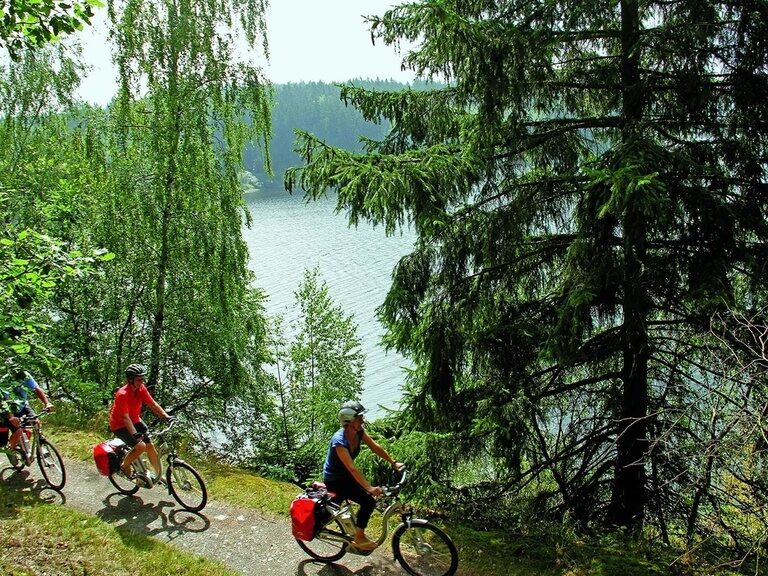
[338,400,366,425]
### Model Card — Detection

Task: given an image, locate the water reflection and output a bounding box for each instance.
[243,186,416,416]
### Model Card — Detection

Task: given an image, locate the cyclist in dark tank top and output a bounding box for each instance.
[323,400,403,551]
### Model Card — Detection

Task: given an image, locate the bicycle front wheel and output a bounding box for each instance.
[167,461,207,512]
[296,518,348,562]
[36,439,66,490]
[392,519,459,576]
[7,448,25,471]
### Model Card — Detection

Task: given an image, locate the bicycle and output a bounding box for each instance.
[295,468,459,576]
[106,418,208,512]
[1,409,66,490]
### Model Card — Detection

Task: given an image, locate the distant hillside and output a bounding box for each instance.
[245,79,429,183]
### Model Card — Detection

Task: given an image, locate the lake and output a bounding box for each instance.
[243,185,416,416]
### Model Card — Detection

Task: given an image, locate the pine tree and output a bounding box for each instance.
[286,0,768,534]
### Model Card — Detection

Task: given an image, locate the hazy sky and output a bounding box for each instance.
[76,0,414,106]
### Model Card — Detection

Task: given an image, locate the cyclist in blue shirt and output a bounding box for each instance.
[1,365,54,460]
[323,400,403,551]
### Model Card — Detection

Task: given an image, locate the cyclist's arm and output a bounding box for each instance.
[33,386,53,411]
[146,398,170,420]
[140,386,170,420]
[362,431,402,470]
[335,446,375,493]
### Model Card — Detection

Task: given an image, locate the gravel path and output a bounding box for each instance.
[11,458,428,576]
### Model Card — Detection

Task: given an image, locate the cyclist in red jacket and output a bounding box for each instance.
[109,363,170,479]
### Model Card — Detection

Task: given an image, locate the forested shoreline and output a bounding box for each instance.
[244,80,417,182]
[1,2,767,575]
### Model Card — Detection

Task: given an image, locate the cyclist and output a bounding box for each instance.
[323,400,403,551]
[109,363,171,480]
[1,363,54,464]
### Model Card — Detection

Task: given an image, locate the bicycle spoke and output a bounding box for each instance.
[393,522,458,576]
[109,469,140,495]
[36,439,66,490]
[167,461,207,512]
[296,517,349,562]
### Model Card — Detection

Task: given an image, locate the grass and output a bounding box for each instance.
[0,482,237,576]
[3,418,749,576]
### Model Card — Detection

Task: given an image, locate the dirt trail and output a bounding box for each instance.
[5,458,421,576]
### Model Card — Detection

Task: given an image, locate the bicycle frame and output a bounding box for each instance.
[127,420,183,489]
[107,418,207,511]
[10,413,46,466]
[316,473,413,549]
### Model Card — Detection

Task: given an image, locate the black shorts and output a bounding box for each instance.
[113,420,152,447]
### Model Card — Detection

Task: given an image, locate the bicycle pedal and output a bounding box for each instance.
[135,475,152,488]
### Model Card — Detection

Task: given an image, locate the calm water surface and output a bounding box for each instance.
[243,185,415,415]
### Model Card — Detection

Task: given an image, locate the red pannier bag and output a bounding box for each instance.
[92,439,123,476]
[290,488,328,541]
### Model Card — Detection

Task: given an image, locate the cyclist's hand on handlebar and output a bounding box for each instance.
[44,403,54,413]
[369,486,383,497]
[393,461,405,472]
[9,415,20,427]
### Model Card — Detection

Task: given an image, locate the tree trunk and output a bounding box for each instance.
[606,0,649,531]
[149,20,181,393]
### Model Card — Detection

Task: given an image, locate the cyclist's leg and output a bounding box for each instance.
[326,477,377,547]
[7,405,31,450]
[142,433,161,476]
[1,423,17,466]
[113,426,144,473]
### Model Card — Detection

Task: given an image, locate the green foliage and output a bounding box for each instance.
[249,266,365,480]
[32,0,277,419]
[205,267,364,481]
[0,0,102,59]
[0,195,113,384]
[288,266,365,438]
[246,80,436,182]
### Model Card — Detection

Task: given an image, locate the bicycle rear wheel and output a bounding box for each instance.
[109,469,140,494]
[167,461,207,512]
[296,518,349,562]
[392,519,459,576]
[36,439,66,490]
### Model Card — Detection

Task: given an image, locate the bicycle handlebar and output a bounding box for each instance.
[19,409,51,425]
[152,416,180,437]
[381,466,407,497]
